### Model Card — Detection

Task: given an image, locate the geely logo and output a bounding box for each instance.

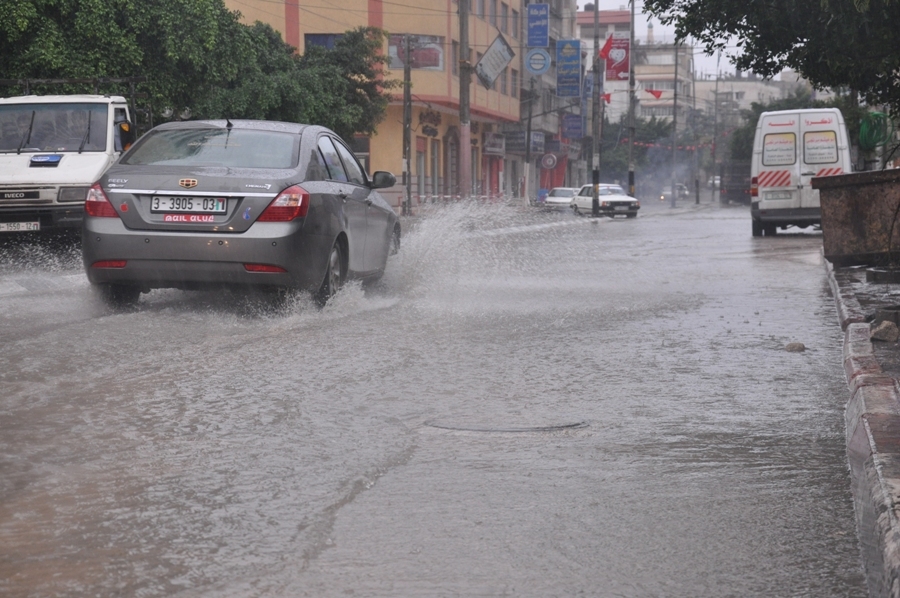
[179,178,198,189]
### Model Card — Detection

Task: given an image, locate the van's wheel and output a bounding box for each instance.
[315,241,344,306]
[752,219,762,237]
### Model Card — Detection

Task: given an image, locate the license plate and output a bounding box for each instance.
[151,196,227,213]
[614,205,629,210]
[0,221,40,232]
[766,191,793,200]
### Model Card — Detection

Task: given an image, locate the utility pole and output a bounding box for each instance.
[670,41,679,208]
[591,0,600,217]
[627,0,636,198]
[712,51,720,186]
[459,0,472,199]
[524,77,536,205]
[403,34,413,216]
[692,46,699,204]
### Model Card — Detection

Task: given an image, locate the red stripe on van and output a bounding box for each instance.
[815,167,843,177]
[757,170,792,187]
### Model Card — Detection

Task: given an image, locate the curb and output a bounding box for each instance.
[826,259,900,597]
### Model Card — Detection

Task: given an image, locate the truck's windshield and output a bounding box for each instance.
[0,103,109,153]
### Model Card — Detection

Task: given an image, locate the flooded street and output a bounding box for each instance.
[0,199,866,596]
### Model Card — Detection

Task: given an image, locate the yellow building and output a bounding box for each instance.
[224,0,524,210]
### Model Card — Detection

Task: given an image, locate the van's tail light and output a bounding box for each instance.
[85,183,119,218]
[751,176,759,197]
[258,185,310,221]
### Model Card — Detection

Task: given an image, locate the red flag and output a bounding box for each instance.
[646,89,663,99]
[598,35,614,60]
[602,93,611,104]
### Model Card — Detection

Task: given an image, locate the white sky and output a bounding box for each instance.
[577,0,740,79]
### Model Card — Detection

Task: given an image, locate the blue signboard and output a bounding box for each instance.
[556,40,581,97]
[527,4,549,48]
[562,114,583,139]
[525,49,552,75]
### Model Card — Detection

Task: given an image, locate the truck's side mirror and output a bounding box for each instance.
[116,121,136,152]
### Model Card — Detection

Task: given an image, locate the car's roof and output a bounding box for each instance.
[152,119,313,135]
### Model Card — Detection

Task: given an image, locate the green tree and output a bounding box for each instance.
[642,0,900,114]
[0,2,396,139]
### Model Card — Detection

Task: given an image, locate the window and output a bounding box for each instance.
[511,9,519,38]
[333,138,366,185]
[511,69,519,98]
[490,0,497,27]
[763,133,796,166]
[477,0,485,19]
[500,67,508,95]
[123,128,298,168]
[500,3,508,33]
[317,137,348,181]
[804,131,838,164]
[305,34,340,50]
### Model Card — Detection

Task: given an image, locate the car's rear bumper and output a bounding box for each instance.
[0,205,84,231]
[82,217,331,291]
[751,204,820,227]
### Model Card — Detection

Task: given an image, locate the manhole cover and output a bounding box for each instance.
[424,420,588,433]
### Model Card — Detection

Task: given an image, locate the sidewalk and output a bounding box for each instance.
[827,261,900,597]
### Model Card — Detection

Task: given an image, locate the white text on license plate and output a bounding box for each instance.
[151,196,226,213]
[0,221,40,232]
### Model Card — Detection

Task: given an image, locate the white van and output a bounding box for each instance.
[0,95,135,233]
[750,108,851,236]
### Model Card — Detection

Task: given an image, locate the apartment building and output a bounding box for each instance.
[225,0,524,208]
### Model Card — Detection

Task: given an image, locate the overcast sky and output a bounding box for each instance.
[577,0,740,79]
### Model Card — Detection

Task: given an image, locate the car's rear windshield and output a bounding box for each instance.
[122,128,298,168]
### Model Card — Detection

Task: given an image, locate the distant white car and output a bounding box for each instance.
[660,183,690,203]
[571,184,639,218]
[538,187,579,211]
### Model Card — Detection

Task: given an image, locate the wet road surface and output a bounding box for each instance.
[0,199,867,596]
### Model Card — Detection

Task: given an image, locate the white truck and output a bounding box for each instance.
[0,94,136,234]
[750,107,852,236]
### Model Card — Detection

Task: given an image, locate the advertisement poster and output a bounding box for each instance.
[556,40,582,97]
[475,34,515,89]
[527,4,549,48]
[603,37,630,81]
[763,133,797,166]
[803,131,838,164]
[388,35,445,70]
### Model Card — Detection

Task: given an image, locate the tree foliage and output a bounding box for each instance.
[0,0,397,139]
[642,0,900,114]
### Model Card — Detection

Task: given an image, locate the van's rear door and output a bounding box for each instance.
[799,111,844,209]
[757,113,799,208]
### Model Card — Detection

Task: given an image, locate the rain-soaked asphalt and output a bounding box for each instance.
[0,197,867,597]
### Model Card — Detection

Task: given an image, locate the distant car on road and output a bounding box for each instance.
[571,184,639,218]
[659,183,690,203]
[538,187,579,211]
[82,119,400,306]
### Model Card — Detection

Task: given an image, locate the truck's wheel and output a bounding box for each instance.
[752,219,762,237]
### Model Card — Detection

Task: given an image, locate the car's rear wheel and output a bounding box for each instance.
[390,225,401,255]
[315,241,344,306]
[95,283,141,308]
[572,205,581,215]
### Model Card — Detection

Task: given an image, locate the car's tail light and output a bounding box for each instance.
[85,183,119,218]
[258,185,310,221]
[751,176,758,197]
[91,260,127,268]
[244,264,287,273]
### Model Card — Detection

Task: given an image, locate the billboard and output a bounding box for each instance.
[556,40,582,97]
[526,4,549,47]
[475,35,515,89]
[388,35,445,70]
[604,37,630,81]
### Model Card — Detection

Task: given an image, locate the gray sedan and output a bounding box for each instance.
[82,120,399,305]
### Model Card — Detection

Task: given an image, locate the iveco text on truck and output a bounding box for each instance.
[0,95,135,233]
[750,108,851,236]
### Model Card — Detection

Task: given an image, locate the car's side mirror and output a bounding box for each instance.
[370,171,396,189]
[116,121,136,152]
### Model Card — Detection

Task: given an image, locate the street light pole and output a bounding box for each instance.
[627,0,635,198]
[459,0,472,199]
[670,41,679,208]
[591,0,600,217]
[403,34,413,216]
